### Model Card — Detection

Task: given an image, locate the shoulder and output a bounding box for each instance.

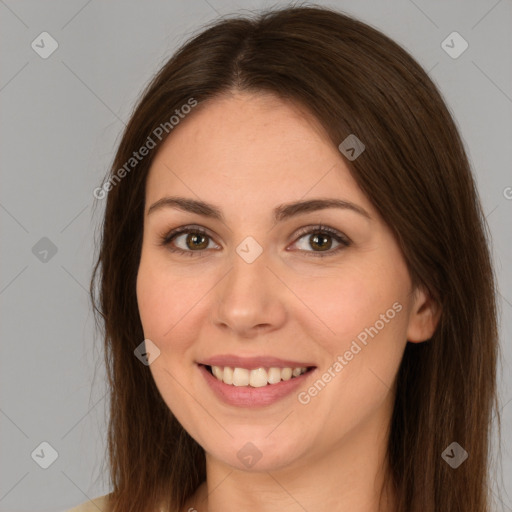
[65,494,110,512]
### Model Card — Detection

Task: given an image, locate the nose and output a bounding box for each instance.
[212,248,287,339]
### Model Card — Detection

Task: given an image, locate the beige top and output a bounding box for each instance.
[66,494,110,511]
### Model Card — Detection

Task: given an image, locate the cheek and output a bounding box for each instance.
[136,263,169,340]
[136,254,208,343]
[291,255,410,399]
[289,264,403,350]
[136,258,205,418]
[293,273,408,442]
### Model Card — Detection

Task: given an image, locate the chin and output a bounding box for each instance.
[204,432,308,472]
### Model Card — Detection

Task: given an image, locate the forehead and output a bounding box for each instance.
[145,92,372,216]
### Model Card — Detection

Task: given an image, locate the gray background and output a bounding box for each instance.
[0,0,511,511]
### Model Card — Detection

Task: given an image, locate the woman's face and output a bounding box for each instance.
[136,91,435,473]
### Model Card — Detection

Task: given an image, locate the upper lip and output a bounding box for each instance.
[198,355,316,370]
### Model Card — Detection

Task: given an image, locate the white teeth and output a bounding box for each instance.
[249,368,268,387]
[281,367,292,381]
[267,367,282,384]
[232,367,249,386]
[222,366,233,385]
[209,365,308,386]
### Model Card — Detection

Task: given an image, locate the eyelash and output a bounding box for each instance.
[158,224,351,258]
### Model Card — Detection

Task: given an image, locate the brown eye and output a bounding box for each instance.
[308,233,333,251]
[183,232,209,250]
[290,225,351,257]
[160,226,220,257]
[160,224,350,258]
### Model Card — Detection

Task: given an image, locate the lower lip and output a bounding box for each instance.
[198,364,316,407]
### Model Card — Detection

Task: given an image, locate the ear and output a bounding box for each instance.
[406,286,441,343]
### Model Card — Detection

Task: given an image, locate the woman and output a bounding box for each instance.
[69,4,500,511]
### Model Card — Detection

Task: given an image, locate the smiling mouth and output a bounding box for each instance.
[202,364,316,387]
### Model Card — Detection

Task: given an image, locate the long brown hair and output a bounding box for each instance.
[90,4,501,511]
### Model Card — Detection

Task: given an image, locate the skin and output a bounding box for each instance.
[136,91,440,512]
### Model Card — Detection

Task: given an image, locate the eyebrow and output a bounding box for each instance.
[147,196,371,222]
